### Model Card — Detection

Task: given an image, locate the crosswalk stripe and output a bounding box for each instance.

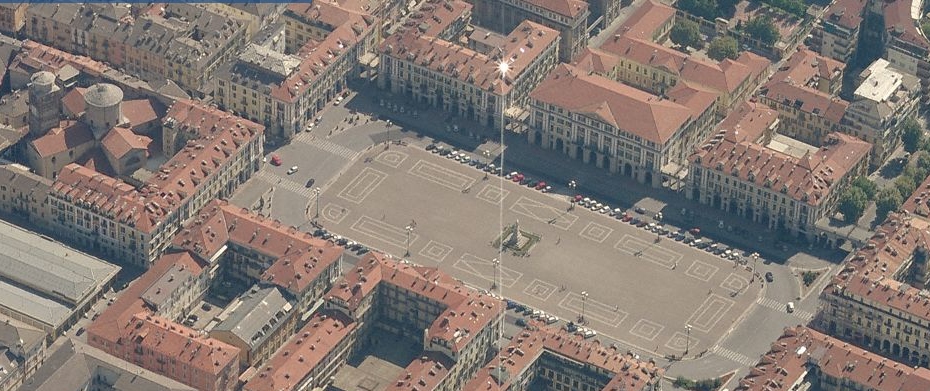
[255,171,315,198]
[756,297,814,322]
[293,135,359,160]
[711,345,757,367]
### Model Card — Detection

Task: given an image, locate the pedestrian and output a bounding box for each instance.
[556,237,561,244]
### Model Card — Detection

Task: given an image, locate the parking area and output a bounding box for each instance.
[293,145,762,356]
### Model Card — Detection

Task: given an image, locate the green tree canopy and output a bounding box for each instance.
[670,20,703,49]
[745,16,780,46]
[838,187,868,222]
[678,0,719,19]
[876,187,904,221]
[707,36,739,60]
[851,176,877,198]
[895,175,918,199]
[901,117,923,153]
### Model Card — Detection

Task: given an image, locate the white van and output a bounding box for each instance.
[787,302,795,313]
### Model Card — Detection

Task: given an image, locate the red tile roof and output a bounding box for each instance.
[463,325,663,391]
[572,47,620,74]
[13,40,108,78]
[87,251,238,384]
[523,0,588,18]
[403,0,472,38]
[530,64,717,144]
[736,326,930,391]
[273,3,375,103]
[327,253,502,353]
[773,49,844,91]
[609,0,675,41]
[172,200,344,295]
[761,78,849,124]
[690,132,871,206]
[30,120,94,158]
[715,102,779,144]
[101,126,152,160]
[883,0,930,51]
[53,163,164,232]
[380,20,560,95]
[386,353,453,391]
[122,99,162,129]
[823,0,866,30]
[61,87,87,117]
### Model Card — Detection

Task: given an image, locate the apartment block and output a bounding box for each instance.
[87,251,240,391]
[0,3,25,35]
[463,324,663,391]
[0,316,47,391]
[215,2,376,140]
[379,20,559,133]
[46,100,263,267]
[810,0,866,62]
[469,0,589,62]
[845,58,919,166]
[171,200,344,314]
[735,326,930,391]
[687,103,871,239]
[210,285,296,370]
[530,63,719,188]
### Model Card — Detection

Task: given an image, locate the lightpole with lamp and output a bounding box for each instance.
[568,180,577,210]
[313,187,322,221]
[684,324,693,356]
[580,291,589,324]
[404,224,415,257]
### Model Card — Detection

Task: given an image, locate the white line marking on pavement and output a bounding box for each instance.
[256,171,315,198]
[711,345,757,367]
[293,134,360,159]
[756,297,814,322]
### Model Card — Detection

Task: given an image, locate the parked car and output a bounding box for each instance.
[765,272,774,282]
[270,154,283,166]
[426,143,437,151]
[535,181,548,190]
[515,318,527,327]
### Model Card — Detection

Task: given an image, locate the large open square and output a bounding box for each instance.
[242,143,780,356]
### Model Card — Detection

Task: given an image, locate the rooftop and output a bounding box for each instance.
[736,326,930,391]
[773,48,844,92]
[823,0,866,30]
[0,218,119,305]
[380,20,560,96]
[690,131,871,206]
[243,311,355,391]
[211,286,293,349]
[854,58,909,103]
[521,0,588,18]
[29,121,95,158]
[608,0,675,41]
[530,63,717,144]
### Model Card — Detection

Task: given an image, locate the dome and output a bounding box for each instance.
[30,71,56,87]
[84,83,123,108]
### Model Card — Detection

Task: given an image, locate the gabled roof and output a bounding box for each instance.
[101,126,152,160]
[30,121,94,158]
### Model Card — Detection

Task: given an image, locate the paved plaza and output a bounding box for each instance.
[239,143,782,356]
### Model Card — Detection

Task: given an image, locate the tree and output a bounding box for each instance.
[838,187,867,222]
[745,16,780,46]
[916,151,930,174]
[678,0,719,19]
[895,175,918,199]
[670,20,703,49]
[901,117,923,153]
[851,176,877,198]
[707,36,739,60]
[876,187,904,221]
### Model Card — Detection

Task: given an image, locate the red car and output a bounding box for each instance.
[574,195,583,203]
[535,181,547,190]
[512,173,524,182]
[270,154,283,166]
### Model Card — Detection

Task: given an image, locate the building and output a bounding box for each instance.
[878,0,930,89]
[0,90,28,131]
[0,218,119,341]
[379,20,560,133]
[46,100,263,267]
[18,339,197,391]
[687,103,871,240]
[87,251,240,391]
[244,252,503,391]
[0,3,26,36]
[758,68,849,148]
[215,2,376,140]
[462,324,663,391]
[23,4,248,98]
[735,326,930,391]
[0,316,47,391]
[596,1,770,113]
[27,71,61,136]
[469,0,589,62]
[810,0,866,62]
[0,163,51,225]
[170,200,344,315]
[530,63,718,187]
[845,58,920,167]
[209,285,296,370]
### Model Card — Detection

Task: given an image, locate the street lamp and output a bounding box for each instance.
[490,258,499,290]
[654,212,663,242]
[313,188,322,220]
[495,58,511,136]
[684,324,692,356]
[568,180,577,210]
[404,224,415,257]
[580,291,589,324]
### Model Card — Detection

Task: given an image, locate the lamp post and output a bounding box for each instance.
[495,59,510,137]
[313,187,322,220]
[404,224,414,257]
[568,180,577,210]
[654,212,663,242]
[684,324,692,356]
[580,291,589,324]
[491,258,499,290]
